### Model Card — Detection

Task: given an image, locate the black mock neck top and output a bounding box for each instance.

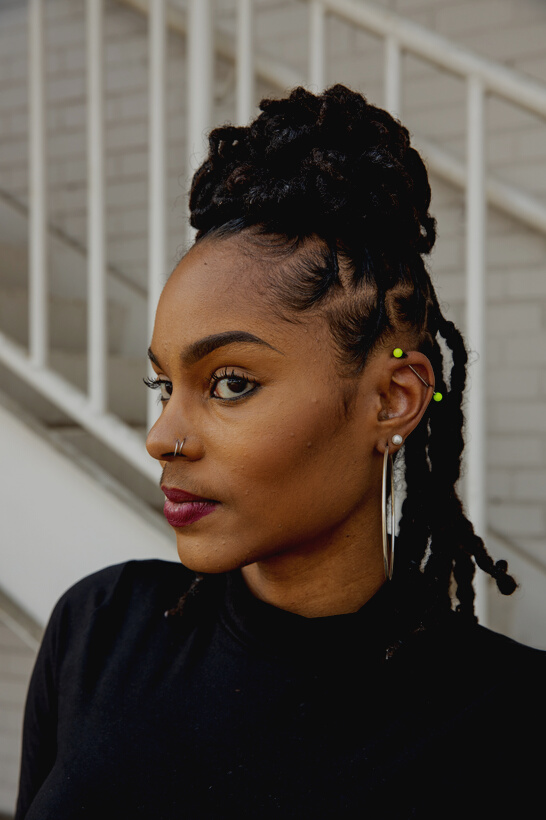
[16,560,545,819]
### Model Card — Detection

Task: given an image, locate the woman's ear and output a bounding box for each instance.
[375,350,435,454]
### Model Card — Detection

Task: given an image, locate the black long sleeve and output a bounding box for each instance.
[16,559,546,819]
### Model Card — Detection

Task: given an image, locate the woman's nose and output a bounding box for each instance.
[146,408,181,461]
[145,404,203,462]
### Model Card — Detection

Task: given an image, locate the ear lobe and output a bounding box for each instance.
[376,351,435,453]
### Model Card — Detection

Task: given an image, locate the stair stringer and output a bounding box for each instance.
[0,392,177,628]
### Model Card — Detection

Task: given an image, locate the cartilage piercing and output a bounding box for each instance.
[392,349,443,402]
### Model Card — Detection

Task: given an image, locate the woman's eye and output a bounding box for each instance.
[158,381,172,401]
[144,377,172,402]
[211,373,257,401]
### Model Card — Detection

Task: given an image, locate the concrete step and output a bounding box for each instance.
[0,389,173,623]
[0,356,161,521]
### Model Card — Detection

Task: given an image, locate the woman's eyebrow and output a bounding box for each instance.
[182,331,282,366]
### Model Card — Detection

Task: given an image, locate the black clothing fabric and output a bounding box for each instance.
[16,560,545,819]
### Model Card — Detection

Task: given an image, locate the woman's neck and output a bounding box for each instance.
[240,521,386,618]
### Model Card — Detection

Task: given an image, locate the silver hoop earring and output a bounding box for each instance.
[382,443,396,581]
[173,438,185,457]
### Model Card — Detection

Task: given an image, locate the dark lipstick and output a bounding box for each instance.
[161,486,218,528]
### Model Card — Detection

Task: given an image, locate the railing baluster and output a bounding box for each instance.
[308,0,325,90]
[28,0,48,368]
[87,0,107,414]
[187,0,213,174]
[148,0,167,430]
[236,0,254,124]
[384,34,401,117]
[187,0,213,246]
[465,75,488,624]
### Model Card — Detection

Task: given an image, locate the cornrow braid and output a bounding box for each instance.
[167,84,516,627]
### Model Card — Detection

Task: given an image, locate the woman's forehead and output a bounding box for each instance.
[153,235,333,358]
[166,234,266,299]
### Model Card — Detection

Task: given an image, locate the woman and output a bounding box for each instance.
[16,85,544,818]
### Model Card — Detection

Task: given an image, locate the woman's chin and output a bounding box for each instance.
[175,536,253,575]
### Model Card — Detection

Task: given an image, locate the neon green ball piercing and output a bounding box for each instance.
[393,348,442,404]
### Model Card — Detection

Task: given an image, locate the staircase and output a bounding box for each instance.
[1,0,546,813]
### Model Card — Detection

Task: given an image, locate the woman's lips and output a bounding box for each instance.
[161,486,218,528]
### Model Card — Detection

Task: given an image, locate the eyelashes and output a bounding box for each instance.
[143,370,259,403]
[209,368,258,401]
[143,376,172,402]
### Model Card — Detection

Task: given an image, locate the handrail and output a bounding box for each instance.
[118,0,302,89]
[121,0,546,118]
[0,185,147,298]
[6,0,546,493]
[319,0,546,119]
[0,331,158,481]
[416,139,546,235]
[119,0,546,238]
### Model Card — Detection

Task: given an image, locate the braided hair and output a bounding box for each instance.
[171,84,515,623]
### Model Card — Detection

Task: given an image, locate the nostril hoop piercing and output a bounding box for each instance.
[173,438,186,457]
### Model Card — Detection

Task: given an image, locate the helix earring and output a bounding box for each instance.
[382,443,395,581]
[392,348,443,402]
[173,438,186,457]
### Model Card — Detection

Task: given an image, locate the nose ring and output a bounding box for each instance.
[173,438,186,457]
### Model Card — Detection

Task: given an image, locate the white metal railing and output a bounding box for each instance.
[236,0,254,125]
[148,0,167,427]
[87,0,107,416]
[28,0,47,369]
[1,0,546,578]
[187,0,213,177]
[121,0,546,232]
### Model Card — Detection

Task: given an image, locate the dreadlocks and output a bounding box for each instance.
[169,83,515,622]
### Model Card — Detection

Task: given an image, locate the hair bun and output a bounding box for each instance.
[190,84,436,256]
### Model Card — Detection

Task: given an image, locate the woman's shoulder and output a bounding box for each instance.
[46,559,194,640]
[59,558,193,602]
[447,613,546,665]
[421,611,546,696]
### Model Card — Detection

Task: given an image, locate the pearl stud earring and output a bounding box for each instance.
[392,434,403,446]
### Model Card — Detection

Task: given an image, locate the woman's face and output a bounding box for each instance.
[146,234,386,575]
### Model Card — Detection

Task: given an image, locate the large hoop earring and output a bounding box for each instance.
[382,443,395,581]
